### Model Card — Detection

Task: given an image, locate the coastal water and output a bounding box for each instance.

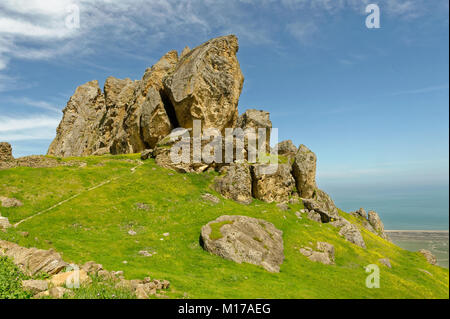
[326,185,449,231]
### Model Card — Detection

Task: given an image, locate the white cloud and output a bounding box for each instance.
[390,84,449,96]
[0,115,60,132]
[7,97,61,113]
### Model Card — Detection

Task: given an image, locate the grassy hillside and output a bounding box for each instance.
[0,155,448,299]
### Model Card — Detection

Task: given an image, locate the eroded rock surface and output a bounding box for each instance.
[292,145,317,198]
[214,162,253,204]
[0,142,13,161]
[418,249,437,265]
[201,215,284,272]
[299,242,335,265]
[251,163,295,203]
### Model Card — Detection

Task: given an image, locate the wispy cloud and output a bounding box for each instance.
[0,115,60,142]
[390,84,449,96]
[6,97,61,113]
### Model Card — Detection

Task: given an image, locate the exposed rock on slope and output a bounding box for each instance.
[292,144,317,199]
[0,142,13,161]
[418,249,437,265]
[201,215,284,272]
[214,162,253,204]
[0,240,68,276]
[251,163,295,203]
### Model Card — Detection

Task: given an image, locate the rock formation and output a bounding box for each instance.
[299,242,335,265]
[251,163,295,203]
[201,215,284,272]
[48,35,243,157]
[292,144,317,199]
[0,142,13,161]
[214,162,253,204]
[418,249,437,265]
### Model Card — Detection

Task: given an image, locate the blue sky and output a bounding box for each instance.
[0,0,448,228]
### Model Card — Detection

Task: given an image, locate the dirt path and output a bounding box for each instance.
[13,161,143,228]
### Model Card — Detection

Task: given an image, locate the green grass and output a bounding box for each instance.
[209,221,234,240]
[0,256,31,299]
[0,155,448,299]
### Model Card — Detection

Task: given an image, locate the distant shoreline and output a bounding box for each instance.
[386,230,449,233]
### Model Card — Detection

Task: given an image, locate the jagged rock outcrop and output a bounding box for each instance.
[214,162,253,204]
[418,249,437,265]
[201,215,284,272]
[368,210,389,240]
[292,144,317,198]
[0,240,68,276]
[274,140,297,160]
[48,80,106,157]
[237,109,272,153]
[251,163,295,203]
[331,218,366,248]
[0,142,13,161]
[164,35,244,132]
[48,35,243,157]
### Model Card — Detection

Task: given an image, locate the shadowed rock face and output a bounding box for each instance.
[201,215,284,272]
[48,35,243,157]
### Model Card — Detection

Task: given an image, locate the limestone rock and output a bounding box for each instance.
[300,242,335,265]
[330,217,366,248]
[0,142,13,161]
[0,240,68,276]
[306,210,322,223]
[351,208,367,219]
[214,162,252,204]
[379,258,392,268]
[237,109,272,153]
[201,193,220,204]
[251,163,295,203]
[22,280,48,294]
[47,287,74,299]
[368,210,389,240]
[49,269,91,287]
[274,140,297,160]
[163,35,244,132]
[140,149,153,160]
[0,196,23,208]
[81,261,103,275]
[302,196,338,223]
[418,249,437,265]
[292,145,317,198]
[201,215,284,272]
[48,80,106,157]
[0,216,11,231]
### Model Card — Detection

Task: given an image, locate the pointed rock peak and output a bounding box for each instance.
[180,46,191,59]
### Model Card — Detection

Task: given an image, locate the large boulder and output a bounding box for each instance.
[0,142,13,161]
[201,215,284,272]
[0,240,68,276]
[214,162,253,204]
[163,35,244,132]
[292,145,317,198]
[251,163,295,203]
